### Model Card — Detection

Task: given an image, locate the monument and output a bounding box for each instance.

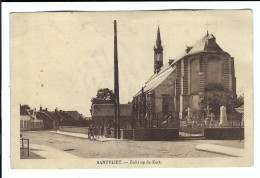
[219,106,228,126]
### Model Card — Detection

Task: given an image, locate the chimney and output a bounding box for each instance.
[45,108,48,111]
[55,107,58,112]
[40,106,42,111]
[186,46,192,53]
[34,108,37,120]
[168,59,174,65]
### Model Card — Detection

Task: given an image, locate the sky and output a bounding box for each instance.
[10,10,252,116]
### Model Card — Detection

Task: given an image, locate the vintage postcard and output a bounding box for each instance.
[10,10,253,168]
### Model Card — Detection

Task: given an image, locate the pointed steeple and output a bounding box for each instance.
[154,25,163,73]
[156,25,162,49]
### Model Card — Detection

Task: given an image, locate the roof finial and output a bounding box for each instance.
[205,22,210,36]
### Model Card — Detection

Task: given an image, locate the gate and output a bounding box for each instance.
[179,120,204,137]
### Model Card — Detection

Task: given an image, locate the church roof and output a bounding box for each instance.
[134,64,175,97]
[134,33,226,97]
[175,33,224,61]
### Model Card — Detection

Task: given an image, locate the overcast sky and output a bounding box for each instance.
[10,10,252,116]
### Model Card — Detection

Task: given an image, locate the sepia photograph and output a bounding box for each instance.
[9,9,253,168]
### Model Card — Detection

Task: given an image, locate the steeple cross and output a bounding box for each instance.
[205,22,210,35]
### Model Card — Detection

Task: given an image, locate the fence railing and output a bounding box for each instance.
[20,138,29,156]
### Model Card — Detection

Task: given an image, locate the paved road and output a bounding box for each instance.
[21,130,244,158]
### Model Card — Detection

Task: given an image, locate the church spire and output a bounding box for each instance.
[154,25,163,73]
[156,25,162,50]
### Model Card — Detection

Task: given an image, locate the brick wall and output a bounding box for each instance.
[204,128,244,140]
[59,126,88,134]
[133,128,179,141]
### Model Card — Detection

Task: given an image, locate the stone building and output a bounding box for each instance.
[91,104,132,129]
[132,26,236,128]
[20,104,44,131]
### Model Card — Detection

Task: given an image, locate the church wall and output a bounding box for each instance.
[206,54,222,84]
[153,71,176,117]
[230,57,236,94]
[177,52,236,120]
[204,53,235,94]
[189,56,200,94]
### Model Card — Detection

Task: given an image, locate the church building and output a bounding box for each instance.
[132,26,236,128]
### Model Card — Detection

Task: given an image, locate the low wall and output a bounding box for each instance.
[204,128,244,140]
[122,129,133,140]
[59,126,88,134]
[133,128,179,141]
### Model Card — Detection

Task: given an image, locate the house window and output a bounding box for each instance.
[24,121,27,129]
[20,121,23,128]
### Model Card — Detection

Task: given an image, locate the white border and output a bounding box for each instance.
[2,2,260,178]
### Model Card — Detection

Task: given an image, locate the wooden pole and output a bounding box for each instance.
[114,20,121,139]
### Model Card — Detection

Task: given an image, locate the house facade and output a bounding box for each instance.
[20,105,44,131]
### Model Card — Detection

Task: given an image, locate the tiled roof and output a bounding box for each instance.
[66,111,82,120]
[134,65,175,97]
[58,111,74,121]
[174,34,224,61]
[92,104,132,117]
[36,111,54,121]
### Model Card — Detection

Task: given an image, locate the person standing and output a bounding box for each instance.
[94,125,98,139]
[104,125,107,138]
[101,124,104,137]
[88,125,92,139]
[107,124,111,138]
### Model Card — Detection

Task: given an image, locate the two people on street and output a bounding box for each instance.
[88,124,111,140]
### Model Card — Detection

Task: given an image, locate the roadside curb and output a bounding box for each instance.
[196,143,244,157]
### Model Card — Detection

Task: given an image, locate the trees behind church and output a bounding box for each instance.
[199,83,244,117]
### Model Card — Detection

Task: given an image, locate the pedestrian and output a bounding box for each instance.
[107,124,111,138]
[97,125,100,138]
[104,125,107,138]
[101,124,104,137]
[94,125,98,139]
[88,125,92,139]
[91,125,96,140]
[89,125,95,140]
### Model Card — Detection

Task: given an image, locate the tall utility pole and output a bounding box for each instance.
[114,20,121,139]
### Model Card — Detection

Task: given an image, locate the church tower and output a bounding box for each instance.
[154,25,163,73]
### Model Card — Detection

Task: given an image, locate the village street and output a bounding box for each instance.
[21,130,244,159]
